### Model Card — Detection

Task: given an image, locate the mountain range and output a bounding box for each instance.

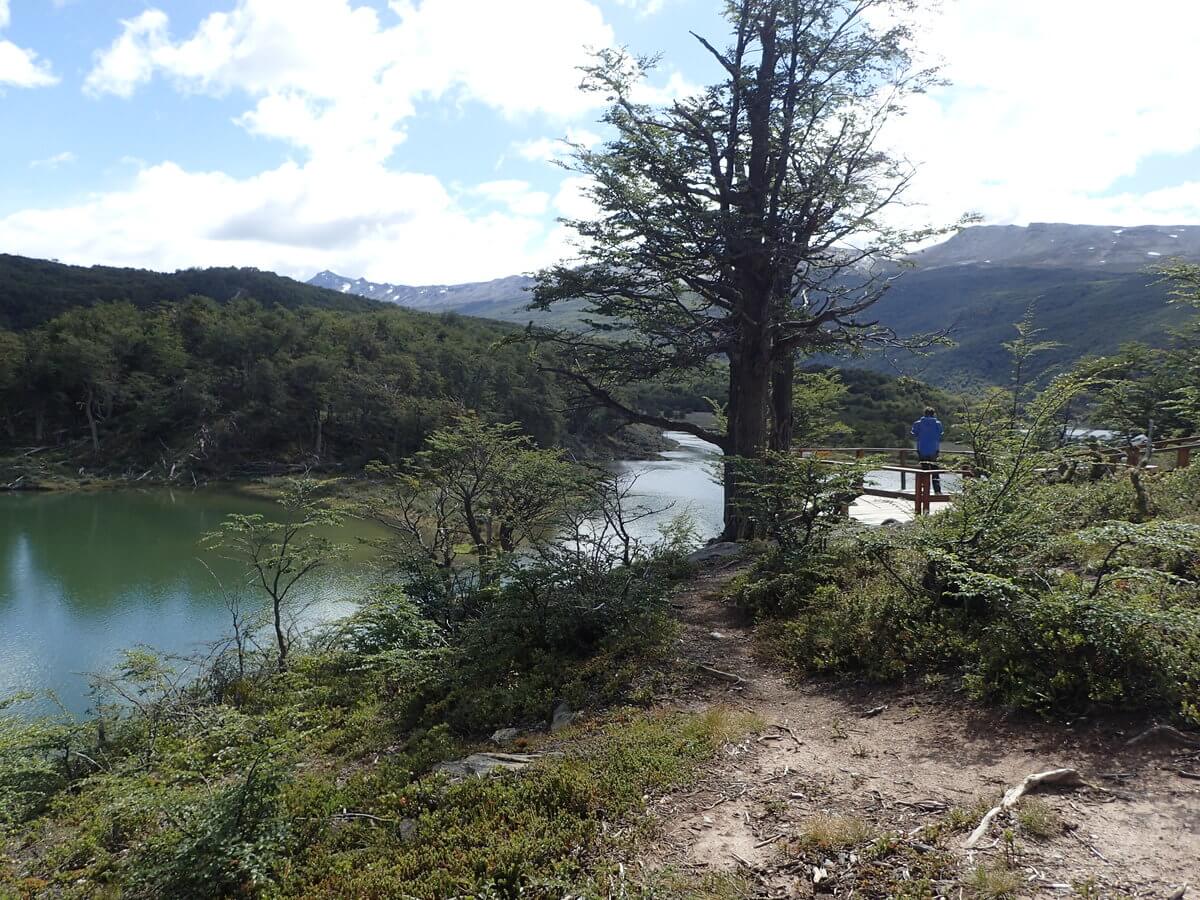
[3,223,1196,388]
[309,223,1200,385]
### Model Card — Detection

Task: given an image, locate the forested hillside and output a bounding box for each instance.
[0,254,375,331]
[862,264,1190,386]
[0,298,610,479]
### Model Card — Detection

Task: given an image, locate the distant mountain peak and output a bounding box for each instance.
[911,222,1200,272]
[306,270,536,316]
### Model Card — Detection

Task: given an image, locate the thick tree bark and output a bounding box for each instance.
[721,285,773,541]
[769,352,795,452]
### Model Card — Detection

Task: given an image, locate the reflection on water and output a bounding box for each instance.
[611,431,725,544]
[0,489,382,716]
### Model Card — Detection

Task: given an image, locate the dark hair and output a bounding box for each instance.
[924,406,936,417]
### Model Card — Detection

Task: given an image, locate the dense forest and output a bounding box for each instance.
[0,254,374,331]
[0,298,604,479]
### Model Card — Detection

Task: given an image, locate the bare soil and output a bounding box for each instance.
[637,562,1200,899]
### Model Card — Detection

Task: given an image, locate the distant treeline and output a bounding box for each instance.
[0,298,617,475]
[0,254,374,331]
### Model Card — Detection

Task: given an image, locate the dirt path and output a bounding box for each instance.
[641,562,1200,898]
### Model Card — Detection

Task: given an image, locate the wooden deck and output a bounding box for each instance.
[849,493,951,526]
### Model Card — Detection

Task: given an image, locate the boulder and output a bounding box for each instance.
[490,727,524,746]
[550,699,579,733]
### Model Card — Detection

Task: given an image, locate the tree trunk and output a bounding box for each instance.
[273,594,288,672]
[314,408,324,458]
[83,386,100,454]
[721,300,773,541]
[769,352,795,452]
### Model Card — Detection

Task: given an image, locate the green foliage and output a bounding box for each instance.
[0,697,81,825]
[1073,263,1200,437]
[127,759,290,899]
[790,370,853,445]
[360,416,593,615]
[204,478,346,671]
[286,707,754,899]
[728,451,870,619]
[0,252,373,331]
[0,296,599,479]
[740,327,1200,724]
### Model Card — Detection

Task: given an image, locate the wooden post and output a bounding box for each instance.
[855,448,865,460]
[1178,446,1191,469]
[899,449,908,491]
[915,469,928,517]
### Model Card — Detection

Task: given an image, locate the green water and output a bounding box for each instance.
[0,488,384,716]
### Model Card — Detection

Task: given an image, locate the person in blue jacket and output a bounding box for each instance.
[911,406,945,493]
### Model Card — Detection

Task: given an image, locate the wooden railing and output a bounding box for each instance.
[795,447,971,518]
[796,437,1198,519]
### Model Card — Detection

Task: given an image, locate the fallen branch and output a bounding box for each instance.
[1125,724,1200,748]
[1065,826,1111,864]
[698,664,744,685]
[775,722,804,748]
[753,832,785,849]
[963,768,1088,849]
[702,787,748,811]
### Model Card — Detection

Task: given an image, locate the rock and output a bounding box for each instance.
[708,631,726,640]
[685,542,743,564]
[490,727,523,746]
[398,818,417,842]
[550,699,578,733]
[434,752,548,778]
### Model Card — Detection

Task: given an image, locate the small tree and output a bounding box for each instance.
[204,479,344,671]
[360,416,592,621]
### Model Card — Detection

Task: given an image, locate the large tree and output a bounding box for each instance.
[529,0,946,538]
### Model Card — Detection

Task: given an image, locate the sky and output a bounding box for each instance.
[1,0,1199,285]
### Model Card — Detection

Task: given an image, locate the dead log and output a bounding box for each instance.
[963,768,1088,849]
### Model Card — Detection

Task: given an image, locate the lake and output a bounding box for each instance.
[0,488,384,716]
[611,431,725,544]
[1,438,728,718]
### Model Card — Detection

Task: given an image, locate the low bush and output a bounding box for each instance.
[742,460,1200,725]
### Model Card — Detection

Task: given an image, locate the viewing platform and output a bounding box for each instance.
[798,438,1200,526]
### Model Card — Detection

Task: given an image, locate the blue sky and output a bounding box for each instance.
[2,0,1199,284]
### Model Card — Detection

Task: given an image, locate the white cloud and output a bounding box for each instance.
[0,0,58,88]
[553,175,599,220]
[886,0,1200,228]
[30,151,75,169]
[514,127,602,162]
[82,10,169,99]
[629,70,701,106]
[0,161,582,284]
[471,180,550,217]
[611,0,668,15]
[84,0,618,163]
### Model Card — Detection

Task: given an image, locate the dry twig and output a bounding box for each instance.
[963,768,1088,849]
